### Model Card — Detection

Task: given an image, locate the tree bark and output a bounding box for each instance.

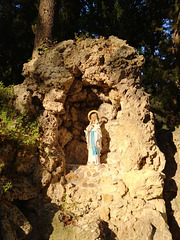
[172,9,180,80]
[33,0,58,54]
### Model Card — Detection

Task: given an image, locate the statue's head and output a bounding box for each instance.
[88,110,100,124]
[90,113,98,124]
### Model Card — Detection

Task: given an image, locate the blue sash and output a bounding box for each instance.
[91,131,99,155]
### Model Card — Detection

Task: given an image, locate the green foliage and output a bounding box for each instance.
[74,32,91,43]
[0,81,39,148]
[60,192,78,226]
[2,182,12,193]
[0,81,15,103]
[142,50,180,130]
[0,82,39,200]
[62,202,67,211]
[0,180,12,200]
[36,39,57,55]
[0,163,4,168]
[62,193,67,202]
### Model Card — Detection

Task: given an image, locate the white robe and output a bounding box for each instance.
[85,122,102,165]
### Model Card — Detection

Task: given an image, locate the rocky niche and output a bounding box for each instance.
[0,36,174,240]
[16,36,165,170]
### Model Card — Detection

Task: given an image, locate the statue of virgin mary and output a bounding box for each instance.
[84,110,102,165]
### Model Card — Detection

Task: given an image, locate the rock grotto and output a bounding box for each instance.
[0,36,180,240]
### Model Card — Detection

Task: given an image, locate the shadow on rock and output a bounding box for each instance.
[98,220,117,240]
[155,128,180,240]
[7,199,60,240]
[26,202,59,240]
[100,119,111,164]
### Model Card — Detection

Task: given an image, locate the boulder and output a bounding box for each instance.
[122,170,165,200]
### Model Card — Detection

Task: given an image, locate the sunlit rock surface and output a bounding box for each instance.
[0,36,173,240]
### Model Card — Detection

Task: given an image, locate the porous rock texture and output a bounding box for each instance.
[172,127,180,230]
[0,36,173,239]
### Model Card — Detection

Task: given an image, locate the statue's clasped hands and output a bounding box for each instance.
[90,124,94,130]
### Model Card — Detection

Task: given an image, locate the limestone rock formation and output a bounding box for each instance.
[169,127,180,239]
[172,127,180,228]
[0,36,173,239]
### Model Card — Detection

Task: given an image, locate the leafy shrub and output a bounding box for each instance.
[0,81,39,148]
[0,81,40,198]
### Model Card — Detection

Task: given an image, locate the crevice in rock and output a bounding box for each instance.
[13,199,40,240]
[151,224,156,238]
[32,96,44,110]
[143,113,150,123]
[155,128,180,239]
[138,156,147,170]
[12,199,59,240]
[98,220,117,240]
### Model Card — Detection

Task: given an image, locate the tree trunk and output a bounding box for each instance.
[172,9,180,81]
[33,0,58,56]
